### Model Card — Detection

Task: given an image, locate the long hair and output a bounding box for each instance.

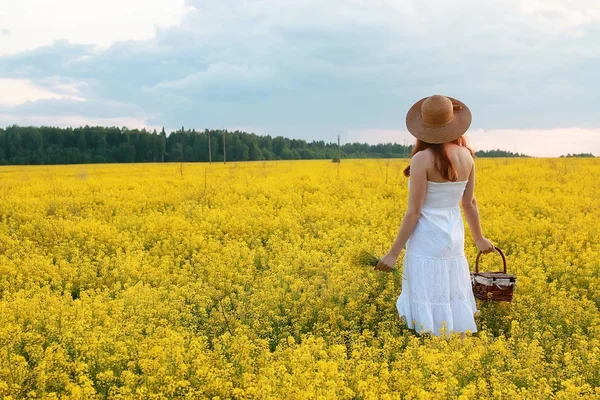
[403,135,474,181]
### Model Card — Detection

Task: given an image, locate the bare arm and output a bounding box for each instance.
[375,151,428,271]
[461,165,494,253]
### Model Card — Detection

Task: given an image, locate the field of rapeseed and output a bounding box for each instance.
[1,158,599,399]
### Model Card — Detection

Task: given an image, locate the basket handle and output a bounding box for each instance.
[475,246,507,274]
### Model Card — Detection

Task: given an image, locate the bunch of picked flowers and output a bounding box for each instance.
[353,249,401,277]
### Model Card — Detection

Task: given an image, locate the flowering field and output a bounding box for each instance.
[1,158,599,399]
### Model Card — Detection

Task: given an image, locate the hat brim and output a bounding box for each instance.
[406,96,472,144]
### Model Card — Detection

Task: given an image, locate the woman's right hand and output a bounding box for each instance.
[374,252,399,272]
[475,237,495,253]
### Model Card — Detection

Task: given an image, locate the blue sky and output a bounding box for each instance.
[1,0,599,156]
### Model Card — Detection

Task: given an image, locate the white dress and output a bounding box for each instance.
[396,180,478,336]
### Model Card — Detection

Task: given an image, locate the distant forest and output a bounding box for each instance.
[560,153,595,158]
[0,125,529,165]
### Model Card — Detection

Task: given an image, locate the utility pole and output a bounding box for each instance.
[222,126,226,164]
[337,134,341,163]
[208,130,212,164]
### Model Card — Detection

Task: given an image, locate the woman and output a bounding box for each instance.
[375,94,494,338]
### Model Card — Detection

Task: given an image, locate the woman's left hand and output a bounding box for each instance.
[374,252,399,272]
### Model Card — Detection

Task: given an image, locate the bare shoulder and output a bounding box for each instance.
[412,149,433,164]
[461,145,474,158]
[449,144,474,163]
[409,150,432,177]
[447,143,471,155]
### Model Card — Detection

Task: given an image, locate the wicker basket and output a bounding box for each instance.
[471,247,516,302]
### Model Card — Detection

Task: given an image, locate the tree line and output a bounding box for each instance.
[0,125,529,165]
[474,149,530,158]
[560,153,595,158]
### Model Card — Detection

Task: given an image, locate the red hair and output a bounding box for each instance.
[403,135,474,181]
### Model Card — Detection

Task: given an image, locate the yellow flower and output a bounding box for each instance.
[0,158,598,398]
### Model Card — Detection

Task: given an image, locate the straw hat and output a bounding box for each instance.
[405,95,472,144]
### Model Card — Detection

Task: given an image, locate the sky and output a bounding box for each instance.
[0,0,599,157]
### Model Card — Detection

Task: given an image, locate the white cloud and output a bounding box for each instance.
[152,63,275,98]
[0,113,161,132]
[0,78,84,106]
[520,0,600,28]
[1,0,599,155]
[0,0,190,55]
[346,127,600,157]
[468,127,600,157]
